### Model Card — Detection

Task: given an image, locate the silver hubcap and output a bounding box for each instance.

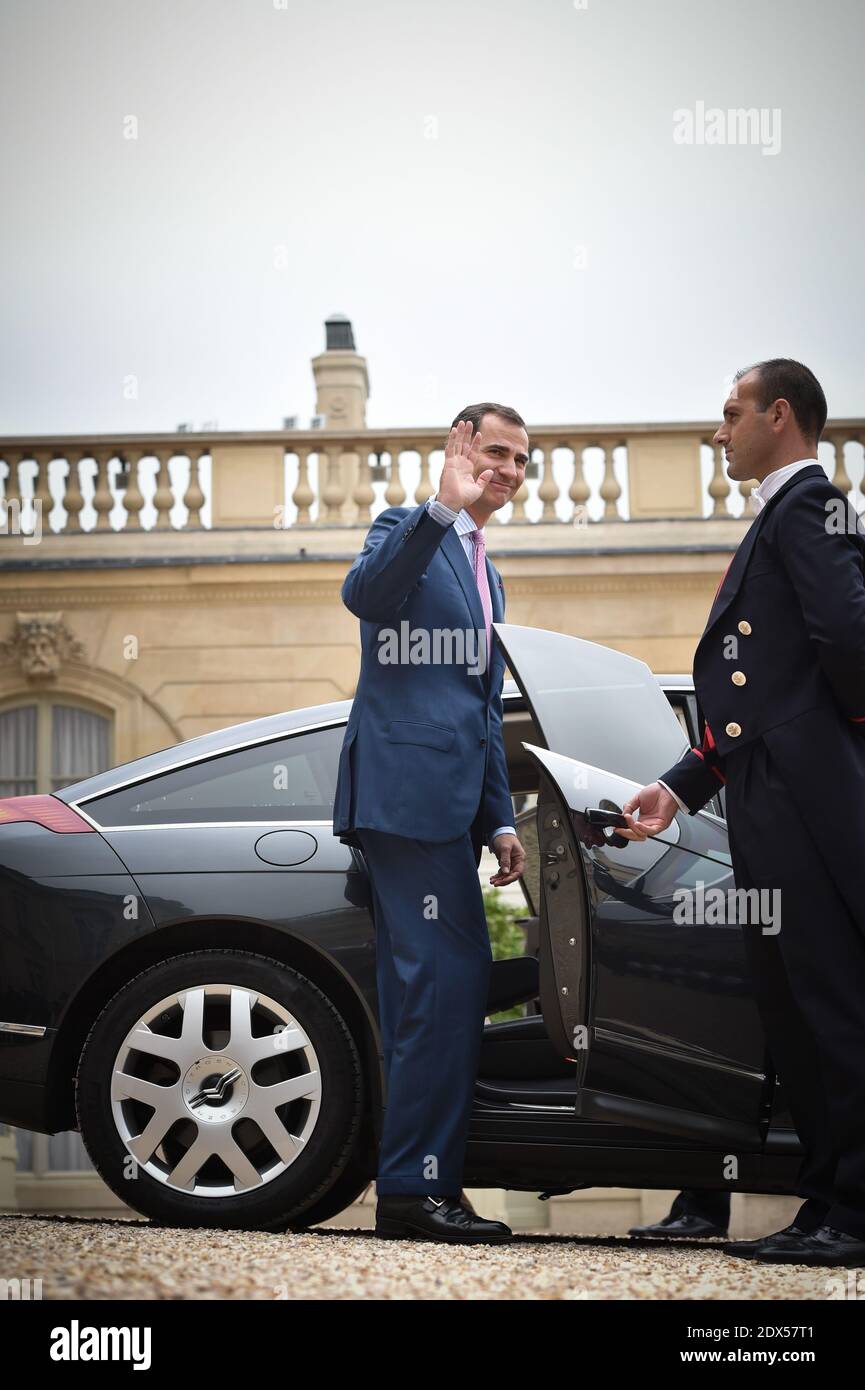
[110,983,322,1196]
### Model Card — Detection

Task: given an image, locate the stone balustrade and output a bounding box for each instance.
[1,423,862,537]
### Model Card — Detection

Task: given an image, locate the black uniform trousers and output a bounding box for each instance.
[724,732,865,1239]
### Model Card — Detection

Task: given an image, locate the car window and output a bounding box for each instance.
[83,725,344,826]
[666,697,690,743]
[687,692,726,821]
[515,794,539,916]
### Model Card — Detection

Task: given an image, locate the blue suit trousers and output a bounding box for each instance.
[356,827,493,1196]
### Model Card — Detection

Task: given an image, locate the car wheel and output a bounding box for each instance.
[75,949,364,1230]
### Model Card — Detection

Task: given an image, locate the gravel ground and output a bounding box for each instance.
[1,1215,857,1300]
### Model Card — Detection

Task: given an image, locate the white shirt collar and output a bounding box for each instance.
[750,458,819,513]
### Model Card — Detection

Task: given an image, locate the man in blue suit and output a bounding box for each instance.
[334,404,528,1243]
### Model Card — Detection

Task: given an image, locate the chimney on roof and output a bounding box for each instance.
[311,313,369,430]
[324,313,356,352]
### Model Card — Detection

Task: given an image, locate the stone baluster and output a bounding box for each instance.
[415,447,434,505]
[536,446,558,521]
[352,446,375,524]
[830,435,852,498]
[62,452,86,533]
[1,453,23,534]
[738,477,756,508]
[291,447,314,524]
[32,450,54,532]
[183,448,206,528]
[568,440,590,522]
[121,452,146,531]
[153,450,174,529]
[708,442,732,517]
[598,442,622,520]
[321,449,346,523]
[509,472,529,523]
[92,449,114,531]
[384,445,407,508]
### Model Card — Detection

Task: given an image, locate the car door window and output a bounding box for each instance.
[82,726,344,826]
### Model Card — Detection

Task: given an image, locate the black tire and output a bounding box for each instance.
[285,1154,374,1230]
[256,1153,374,1233]
[75,949,364,1230]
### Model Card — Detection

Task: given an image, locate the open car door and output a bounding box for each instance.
[495,623,769,1149]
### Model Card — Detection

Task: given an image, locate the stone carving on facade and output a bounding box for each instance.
[0,612,86,683]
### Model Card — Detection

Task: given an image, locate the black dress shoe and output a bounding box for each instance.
[375,1195,513,1244]
[628,1213,728,1239]
[753,1223,865,1267]
[723,1223,812,1260]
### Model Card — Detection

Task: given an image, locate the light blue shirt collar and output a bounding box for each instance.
[454,508,483,538]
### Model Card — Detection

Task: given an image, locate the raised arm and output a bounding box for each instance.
[341,420,495,623]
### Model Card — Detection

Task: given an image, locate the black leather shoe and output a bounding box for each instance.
[723,1223,814,1261]
[752,1223,865,1266]
[628,1213,728,1239]
[375,1195,513,1244]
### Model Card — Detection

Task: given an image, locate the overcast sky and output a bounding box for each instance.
[1,0,863,436]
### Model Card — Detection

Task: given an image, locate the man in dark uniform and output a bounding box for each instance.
[621,359,865,1266]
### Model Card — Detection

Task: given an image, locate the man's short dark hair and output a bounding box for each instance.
[735,358,828,443]
[451,402,527,437]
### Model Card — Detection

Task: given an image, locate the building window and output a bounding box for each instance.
[0,704,37,796]
[1,698,112,1180]
[0,700,111,797]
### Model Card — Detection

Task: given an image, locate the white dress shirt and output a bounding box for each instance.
[748,457,820,513]
[425,496,516,847]
[660,458,821,815]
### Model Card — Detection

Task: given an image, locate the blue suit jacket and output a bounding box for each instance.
[333,502,514,846]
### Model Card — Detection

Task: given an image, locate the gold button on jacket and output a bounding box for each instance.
[731,671,747,685]
[725,721,742,737]
[737,620,752,635]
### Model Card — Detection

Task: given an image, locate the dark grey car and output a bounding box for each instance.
[0,624,800,1229]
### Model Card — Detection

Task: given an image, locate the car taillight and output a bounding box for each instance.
[0,795,96,833]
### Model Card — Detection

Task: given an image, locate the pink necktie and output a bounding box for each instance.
[471,528,493,654]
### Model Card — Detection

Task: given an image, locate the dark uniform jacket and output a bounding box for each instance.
[660,463,865,812]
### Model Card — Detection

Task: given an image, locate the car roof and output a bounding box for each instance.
[53,674,692,804]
